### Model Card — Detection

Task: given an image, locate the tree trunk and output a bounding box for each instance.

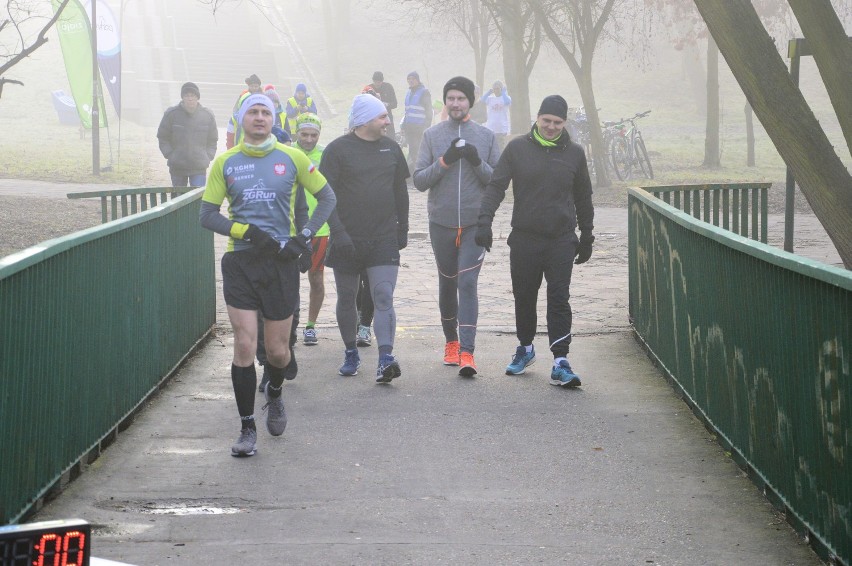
[744,102,755,167]
[321,0,340,83]
[577,73,610,188]
[498,2,532,135]
[703,36,721,168]
[694,0,852,268]
[471,0,488,90]
[787,0,852,157]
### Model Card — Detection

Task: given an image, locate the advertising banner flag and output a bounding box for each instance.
[84,0,122,117]
[51,0,107,128]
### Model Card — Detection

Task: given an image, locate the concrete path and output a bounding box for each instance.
[17,180,833,565]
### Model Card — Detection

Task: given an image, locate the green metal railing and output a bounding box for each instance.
[647,182,770,243]
[0,189,215,524]
[67,186,196,224]
[628,187,851,566]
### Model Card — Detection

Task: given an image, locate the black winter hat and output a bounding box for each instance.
[372,71,384,82]
[181,82,200,98]
[537,94,568,120]
[443,76,476,108]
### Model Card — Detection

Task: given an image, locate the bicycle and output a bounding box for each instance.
[609,110,653,181]
[567,107,618,183]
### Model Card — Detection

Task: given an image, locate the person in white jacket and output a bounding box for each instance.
[482,80,512,150]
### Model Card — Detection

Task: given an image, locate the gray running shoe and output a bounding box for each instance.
[356,324,372,347]
[262,384,287,436]
[303,327,318,345]
[231,427,257,457]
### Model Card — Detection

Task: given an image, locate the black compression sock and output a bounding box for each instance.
[266,364,286,396]
[231,363,257,417]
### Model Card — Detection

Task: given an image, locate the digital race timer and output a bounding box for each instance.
[0,519,90,566]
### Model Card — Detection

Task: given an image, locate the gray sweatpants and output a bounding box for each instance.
[334,265,398,352]
[429,223,485,353]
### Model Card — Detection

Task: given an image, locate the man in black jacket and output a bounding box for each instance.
[371,71,398,140]
[157,82,218,187]
[476,94,595,387]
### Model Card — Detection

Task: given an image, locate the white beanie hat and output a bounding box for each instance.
[238,93,276,126]
[349,94,387,129]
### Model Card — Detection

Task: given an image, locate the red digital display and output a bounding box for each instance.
[0,519,90,566]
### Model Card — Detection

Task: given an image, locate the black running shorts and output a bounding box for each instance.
[221,249,299,320]
[326,236,400,273]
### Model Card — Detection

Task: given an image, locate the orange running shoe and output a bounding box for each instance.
[459,352,478,377]
[443,341,460,365]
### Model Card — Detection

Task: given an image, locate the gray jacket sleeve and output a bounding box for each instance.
[412,128,446,191]
[199,200,233,237]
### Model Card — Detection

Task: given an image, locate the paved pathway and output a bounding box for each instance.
[5,179,835,565]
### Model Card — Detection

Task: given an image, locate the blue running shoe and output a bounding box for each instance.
[376,354,402,383]
[506,345,536,375]
[339,348,360,376]
[550,359,582,387]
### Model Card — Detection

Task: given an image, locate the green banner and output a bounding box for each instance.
[52,0,107,128]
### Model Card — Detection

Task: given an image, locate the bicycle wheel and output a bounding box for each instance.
[635,137,653,179]
[610,137,631,181]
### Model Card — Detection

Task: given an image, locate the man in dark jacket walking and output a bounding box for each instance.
[157,82,219,187]
[370,71,398,140]
[476,94,595,387]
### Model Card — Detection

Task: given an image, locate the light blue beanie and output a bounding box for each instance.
[237,93,276,126]
[349,94,387,129]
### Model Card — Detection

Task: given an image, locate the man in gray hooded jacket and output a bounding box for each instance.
[413,76,500,377]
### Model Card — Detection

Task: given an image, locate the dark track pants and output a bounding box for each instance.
[508,231,578,358]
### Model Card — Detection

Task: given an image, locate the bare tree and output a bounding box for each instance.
[693,0,852,268]
[530,0,619,187]
[787,0,852,157]
[0,0,71,99]
[399,0,498,89]
[481,0,543,136]
[647,0,797,168]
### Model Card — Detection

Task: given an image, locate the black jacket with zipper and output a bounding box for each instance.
[479,126,594,240]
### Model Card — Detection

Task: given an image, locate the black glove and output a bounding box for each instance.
[244,224,279,254]
[279,233,312,261]
[298,251,312,273]
[330,231,356,263]
[474,217,493,252]
[575,232,594,264]
[397,225,408,250]
[462,144,481,167]
[443,138,464,165]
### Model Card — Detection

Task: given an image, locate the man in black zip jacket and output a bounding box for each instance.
[475,94,595,387]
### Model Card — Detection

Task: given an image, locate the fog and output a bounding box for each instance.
[1,0,849,184]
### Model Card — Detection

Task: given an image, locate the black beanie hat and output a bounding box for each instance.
[373,71,384,82]
[537,94,568,120]
[181,81,200,98]
[443,76,476,108]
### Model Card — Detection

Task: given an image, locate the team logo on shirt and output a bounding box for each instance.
[243,179,276,203]
[274,163,287,176]
[225,163,255,176]
[308,164,316,174]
